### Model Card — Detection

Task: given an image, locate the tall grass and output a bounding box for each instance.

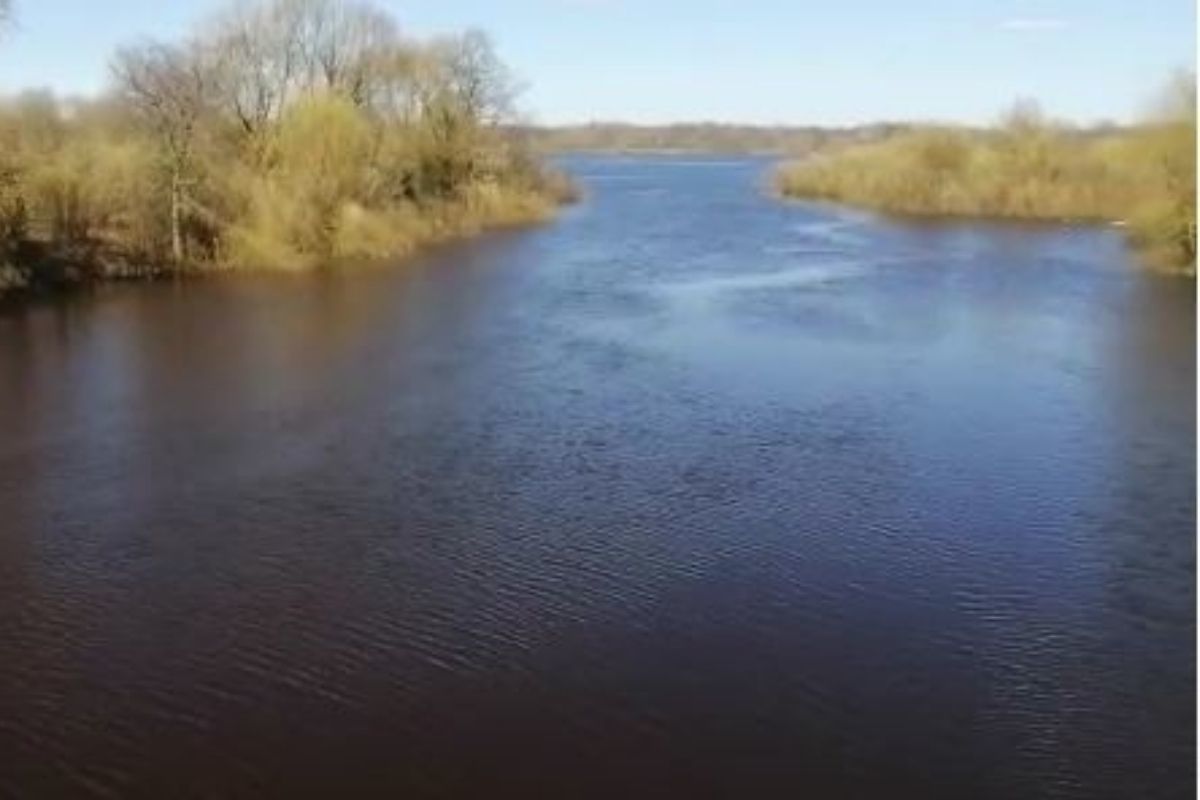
[777,81,1197,272]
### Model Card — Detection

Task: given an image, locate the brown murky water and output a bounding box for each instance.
[0,156,1194,798]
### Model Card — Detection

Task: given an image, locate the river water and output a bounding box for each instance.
[0,156,1194,798]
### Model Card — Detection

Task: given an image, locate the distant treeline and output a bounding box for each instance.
[523,122,919,156]
[777,78,1196,272]
[0,0,573,295]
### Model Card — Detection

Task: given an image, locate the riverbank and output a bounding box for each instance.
[776,83,1196,274]
[0,178,576,298]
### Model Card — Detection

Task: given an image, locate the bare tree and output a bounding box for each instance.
[432,30,517,126]
[112,42,211,263]
[361,42,426,124]
[207,0,401,136]
[403,30,521,193]
[286,0,398,102]
[207,1,298,136]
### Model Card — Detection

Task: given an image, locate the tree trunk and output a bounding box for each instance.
[170,169,184,265]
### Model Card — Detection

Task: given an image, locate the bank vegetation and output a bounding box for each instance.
[0,0,575,294]
[777,76,1197,272]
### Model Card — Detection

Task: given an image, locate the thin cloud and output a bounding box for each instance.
[1000,17,1069,32]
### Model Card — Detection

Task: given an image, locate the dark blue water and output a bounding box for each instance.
[0,156,1194,798]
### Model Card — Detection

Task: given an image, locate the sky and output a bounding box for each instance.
[0,0,1193,126]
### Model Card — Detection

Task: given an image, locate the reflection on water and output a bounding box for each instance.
[0,156,1193,798]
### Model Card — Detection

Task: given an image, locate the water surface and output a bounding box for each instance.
[0,156,1194,798]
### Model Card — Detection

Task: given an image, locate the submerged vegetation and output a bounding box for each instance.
[0,0,573,294]
[777,76,1197,272]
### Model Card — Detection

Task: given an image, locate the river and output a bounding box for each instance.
[0,155,1194,798]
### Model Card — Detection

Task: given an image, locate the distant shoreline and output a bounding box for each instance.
[520,122,1134,160]
[545,147,787,156]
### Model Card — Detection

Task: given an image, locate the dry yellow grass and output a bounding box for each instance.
[778,83,1196,273]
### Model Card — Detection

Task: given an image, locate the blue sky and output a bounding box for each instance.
[0,0,1193,125]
